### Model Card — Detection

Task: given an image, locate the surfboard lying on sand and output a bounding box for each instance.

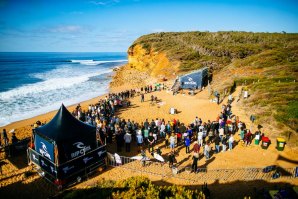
[131,156,150,161]
[153,153,165,162]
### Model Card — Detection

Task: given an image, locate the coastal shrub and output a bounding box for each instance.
[62,176,204,199]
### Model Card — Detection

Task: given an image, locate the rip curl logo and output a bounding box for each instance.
[39,142,51,160]
[74,142,85,149]
[71,142,91,158]
[184,76,197,85]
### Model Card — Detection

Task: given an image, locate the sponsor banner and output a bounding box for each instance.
[61,138,97,162]
[34,134,54,161]
[29,146,107,179]
[29,148,57,176]
[180,68,208,89]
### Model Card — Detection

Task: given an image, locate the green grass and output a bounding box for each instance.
[129,31,298,132]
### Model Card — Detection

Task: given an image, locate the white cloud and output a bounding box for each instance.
[49,25,83,33]
[90,0,120,6]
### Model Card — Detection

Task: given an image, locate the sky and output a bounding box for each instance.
[0,0,297,52]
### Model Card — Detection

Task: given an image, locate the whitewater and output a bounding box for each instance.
[0,52,127,127]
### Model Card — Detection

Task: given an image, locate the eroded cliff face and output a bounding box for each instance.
[127,44,180,79]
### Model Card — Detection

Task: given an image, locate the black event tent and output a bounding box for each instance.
[34,104,97,164]
[28,104,106,185]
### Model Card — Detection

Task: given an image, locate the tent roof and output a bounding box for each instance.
[179,67,208,78]
[35,104,95,142]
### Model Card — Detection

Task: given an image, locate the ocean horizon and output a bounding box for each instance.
[0,52,127,127]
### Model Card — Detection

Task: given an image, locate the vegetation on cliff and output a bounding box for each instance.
[128,31,298,135]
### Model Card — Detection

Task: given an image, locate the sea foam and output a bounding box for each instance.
[70,59,127,65]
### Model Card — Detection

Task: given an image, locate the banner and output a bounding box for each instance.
[34,134,55,161]
[59,138,98,162]
[28,145,107,180]
[179,68,208,89]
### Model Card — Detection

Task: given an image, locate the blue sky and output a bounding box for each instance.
[0,0,297,52]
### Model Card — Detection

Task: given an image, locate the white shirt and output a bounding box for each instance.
[198,131,203,140]
[136,134,143,144]
[219,128,224,136]
[229,136,234,143]
[124,133,132,143]
[160,124,165,132]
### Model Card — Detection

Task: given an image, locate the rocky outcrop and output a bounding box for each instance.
[127,44,180,79]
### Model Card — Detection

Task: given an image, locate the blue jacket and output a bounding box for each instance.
[185,138,191,147]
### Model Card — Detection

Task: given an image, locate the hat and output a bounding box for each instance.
[194,141,198,144]
[137,130,142,135]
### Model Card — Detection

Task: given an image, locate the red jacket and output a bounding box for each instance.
[193,143,200,153]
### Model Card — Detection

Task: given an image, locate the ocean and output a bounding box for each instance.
[0,52,127,127]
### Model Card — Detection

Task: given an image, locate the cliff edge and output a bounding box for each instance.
[110,31,298,137]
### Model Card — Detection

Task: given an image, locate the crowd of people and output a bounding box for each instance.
[1,83,264,174]
[68,85,263,173]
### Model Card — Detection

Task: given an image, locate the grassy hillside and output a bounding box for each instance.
[129,31,298,134]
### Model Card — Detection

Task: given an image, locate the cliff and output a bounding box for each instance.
[111,31,298,133]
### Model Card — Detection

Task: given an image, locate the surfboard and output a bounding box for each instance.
[131,156,143,160]
[114,153,122,165]
[153,153,165,162]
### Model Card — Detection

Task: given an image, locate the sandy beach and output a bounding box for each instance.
[1,75,297,198]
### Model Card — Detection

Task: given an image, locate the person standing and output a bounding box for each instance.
[160,122,166,138]
[193,141,200,153]
[214,135,220,153]
[169,133,176,152]
[228,134,234,151]
[192,150,199,173]
[204,142,210,160]
[222,135,227,152]
[184,136,191,153]
[136,130,143,152]
[147,132,155,153]
[124,131,132,152]
[2,129,9,146]
[168,151,175,168]
[165,133,170,149]
[141,93,144,102]
[198,129,203,146]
